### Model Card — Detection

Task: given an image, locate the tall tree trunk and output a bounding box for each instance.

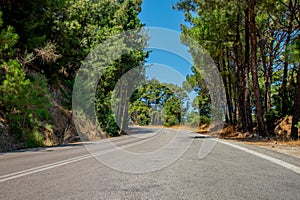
[244,5,253,133]
[266,56,273,113]
[282,0,296,117]
[226,49,235,125]
[257,28,274,115]
[258,35,272,114]
[234,13,247,132]
[223,57,233,125]
[282,31,292,116]
[227,51,238,125]
[249,0,267,137]
[291,64,300,140]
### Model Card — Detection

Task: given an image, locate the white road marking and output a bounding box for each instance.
[0,154,92,183]
[1,131,299,183]
[0,154,91,179]
[217,139,300,175]
[0,131,163,183]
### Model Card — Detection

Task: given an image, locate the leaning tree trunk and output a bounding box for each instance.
[291,63,300,141]
[120,85,129,134]
[249,0,267,137]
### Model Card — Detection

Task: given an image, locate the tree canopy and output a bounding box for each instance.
[0,0,148,150]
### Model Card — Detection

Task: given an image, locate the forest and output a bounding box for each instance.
[175,0,299,140]
[0,0,299,151]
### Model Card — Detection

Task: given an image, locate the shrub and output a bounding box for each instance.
[0,60,53,147]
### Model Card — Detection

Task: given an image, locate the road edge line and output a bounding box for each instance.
[217,139,300,175]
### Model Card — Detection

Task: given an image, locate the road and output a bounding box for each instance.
[0,127,299,199]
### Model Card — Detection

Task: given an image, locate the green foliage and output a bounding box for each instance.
[0,14,52,146]
[0,60,52,146]
[51,0,119,78]
[0,11,18,63]
[129,80,188,127]
[23,130,45,148]
[0,0,62,51]
[92,1,147,136]
[296,122,300,129]
[0,0,149,148]
[184,111,211,127]
[182,66,211,125]
[129,101,150,126]
[95,51,148,136]
[0,60,30,108]
[163,96,182,127]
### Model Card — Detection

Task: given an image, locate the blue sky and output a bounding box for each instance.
[138,0,193,86]
[139,0,184,31]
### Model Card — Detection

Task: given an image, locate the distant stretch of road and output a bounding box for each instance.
[0,127,299,199]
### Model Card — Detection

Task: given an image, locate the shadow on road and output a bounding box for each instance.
[129,127,161,135]
[190,135,217,139]
[0,143,86,154]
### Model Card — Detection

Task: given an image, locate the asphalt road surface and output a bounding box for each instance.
[0,127,299,200]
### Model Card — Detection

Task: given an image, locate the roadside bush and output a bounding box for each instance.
[184,111,211,127]
[23,129,45,148]
[164,115,179,127]
[0,60,53,147]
